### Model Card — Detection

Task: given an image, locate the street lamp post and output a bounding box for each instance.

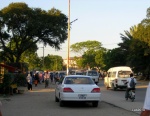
[39,45,44,69]
[67,0,70,75]
[67,0,78,75]
[42,44,44,69]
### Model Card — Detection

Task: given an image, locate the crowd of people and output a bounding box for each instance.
[26,71,63,90]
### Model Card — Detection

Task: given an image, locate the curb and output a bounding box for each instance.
[102,101,140,115]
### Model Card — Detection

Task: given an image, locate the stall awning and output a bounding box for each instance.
[0,63,16,72]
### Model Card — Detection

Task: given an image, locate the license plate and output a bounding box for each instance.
[78,94,87,99]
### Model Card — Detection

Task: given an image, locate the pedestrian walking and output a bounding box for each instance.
[42,72,45,83]
[50,72,54,83]
[34,72,39,87]
[54,72,59,83]
[140,82,150,116]
[26,73,33,90]
[39,72,43,84]
[44,71,50,88]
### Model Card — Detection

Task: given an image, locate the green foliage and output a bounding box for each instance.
[95,50,106,69]
[73,56,83,69]
[0,73,14,89]
[44,54,63,71]
[126,39,150,73]
[147,7,150,18]
[0,73,27,94]
[21,51,41,70]
[82,50,97,69]
[70,40,106,70]
[12,73,27,87]
[0,2,68,64]
[70,40,103,55]
[103,48,126,71]
[132,23,150,46]
[117,13,150,75]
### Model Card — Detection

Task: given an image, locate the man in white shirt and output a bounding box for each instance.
[140,82,150,116]
[125,73,137,100]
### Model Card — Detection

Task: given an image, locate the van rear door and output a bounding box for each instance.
[117,71,132,85]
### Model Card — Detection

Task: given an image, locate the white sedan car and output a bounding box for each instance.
[55,75,101,107]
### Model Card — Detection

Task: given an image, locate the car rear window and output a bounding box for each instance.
[64,77,94,84]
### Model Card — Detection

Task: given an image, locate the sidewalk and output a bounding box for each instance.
[1,82,56,116]
[136,80,149,88]
[101,80,149,115]
[0,81,55,101]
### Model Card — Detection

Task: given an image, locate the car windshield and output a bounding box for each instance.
[118,71,131,78]
[88,71,98,76]
[64,77,94,84]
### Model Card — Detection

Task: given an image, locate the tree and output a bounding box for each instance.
[20,51,42,71]
[82,49,97,69]
[103,48,126,71]
[44,54,63,71]
[95,50,106,69]
[70,40,106,70]
[73,56,83,69]
[131,7,150,46]
[147,7,150,18]
[0,2,68,64]
[70,40,103,56]
[119,24,150,76]
[132,23,150,46]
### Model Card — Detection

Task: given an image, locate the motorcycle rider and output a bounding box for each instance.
[125,73,137,100]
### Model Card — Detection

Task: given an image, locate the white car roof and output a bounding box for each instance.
[65,75,91,78]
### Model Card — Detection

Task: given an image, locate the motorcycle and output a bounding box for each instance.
[126,89,135,102]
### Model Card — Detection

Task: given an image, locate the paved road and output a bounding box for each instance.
[0,82,140,116]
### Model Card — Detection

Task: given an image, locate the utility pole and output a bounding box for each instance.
[43,44,44,69]
[38,45,44,70]
[67,0,70,75]
[66,0,78,75]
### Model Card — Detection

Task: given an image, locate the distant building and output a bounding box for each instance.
[63,56,82,69]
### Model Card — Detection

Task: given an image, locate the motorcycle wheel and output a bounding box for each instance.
[131,98,134,102]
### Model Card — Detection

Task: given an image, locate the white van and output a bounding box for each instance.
[104,66,132,90]
[86,70,99,84]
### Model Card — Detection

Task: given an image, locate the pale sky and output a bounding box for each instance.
[0,0,150,58]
